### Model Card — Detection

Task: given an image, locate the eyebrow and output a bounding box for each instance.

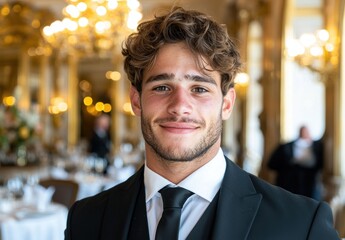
[145,73,217,85]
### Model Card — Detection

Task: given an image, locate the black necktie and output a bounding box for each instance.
[155,187,193,240]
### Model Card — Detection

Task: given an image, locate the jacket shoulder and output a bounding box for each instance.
[65,167,144,239]
[248,174,339,239]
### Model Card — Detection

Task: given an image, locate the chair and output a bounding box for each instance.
[39,178,79,209]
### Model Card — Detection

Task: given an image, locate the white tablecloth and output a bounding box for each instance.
[50,165,136,200]
[0,203,68,240]
[74,172,120,200]
[75,165,137,200]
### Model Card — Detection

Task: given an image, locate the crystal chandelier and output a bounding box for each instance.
[286,29,337,77]
[42,0,142,57]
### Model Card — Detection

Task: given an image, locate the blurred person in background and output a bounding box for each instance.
[268,125,324,200]
[88,114,112,173]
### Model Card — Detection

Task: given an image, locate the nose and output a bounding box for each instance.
[167,88,192,116]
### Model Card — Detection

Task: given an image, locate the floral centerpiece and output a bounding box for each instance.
[0,103,40,166]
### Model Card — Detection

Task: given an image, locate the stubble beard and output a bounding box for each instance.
[141,112,223,162]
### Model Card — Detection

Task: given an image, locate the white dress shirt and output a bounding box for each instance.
[144,149,226,240]
[293,138,316,167]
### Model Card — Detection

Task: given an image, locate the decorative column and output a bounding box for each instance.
[67,54,80,149]
[257,1,285,183]
[323,0,342,178]
[17,49,30,110]
[110,54,124,153]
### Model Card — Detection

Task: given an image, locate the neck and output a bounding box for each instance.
[145,144,220,184]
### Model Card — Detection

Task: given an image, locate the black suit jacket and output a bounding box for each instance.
[65,157,339,239]
[89,130,111,159]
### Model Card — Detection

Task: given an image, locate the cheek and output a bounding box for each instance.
[198,99,223,117]
[140,96,163,115]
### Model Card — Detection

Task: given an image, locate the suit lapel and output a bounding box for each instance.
[212,158,262,240]
[100,167,147,240]
[97,158,262,239]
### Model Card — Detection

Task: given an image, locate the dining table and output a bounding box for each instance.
[0,197,68,240]
[50,164,136,200]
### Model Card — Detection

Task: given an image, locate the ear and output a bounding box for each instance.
[130,86,141,116]
[222,88,236,120]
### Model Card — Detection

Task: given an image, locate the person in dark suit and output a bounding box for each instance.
[268,125,324,200]
[88,114,111,173]
[65,7,339,239]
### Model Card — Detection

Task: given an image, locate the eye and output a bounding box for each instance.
[153,85,170,92]
[192,87,208,93]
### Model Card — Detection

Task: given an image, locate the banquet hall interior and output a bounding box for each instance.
[0,0,344,238]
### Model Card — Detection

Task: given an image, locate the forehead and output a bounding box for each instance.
[143,42,219,83]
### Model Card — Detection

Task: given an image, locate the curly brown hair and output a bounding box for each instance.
[122,7,242,95]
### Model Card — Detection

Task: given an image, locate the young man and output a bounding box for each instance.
[65,7,339,239]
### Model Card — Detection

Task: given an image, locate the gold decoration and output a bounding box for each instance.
[0,1,55,50]
[286,29,337,79]
[42,0,142,57]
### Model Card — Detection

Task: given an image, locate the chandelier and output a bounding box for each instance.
[286,29,337,77]
[42,0,142,57]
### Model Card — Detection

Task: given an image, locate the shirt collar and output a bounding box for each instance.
[144,148,226,203]
[295,138,312,147]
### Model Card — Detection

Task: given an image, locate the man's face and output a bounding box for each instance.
[300,127,311,140]
[130,42,235,162]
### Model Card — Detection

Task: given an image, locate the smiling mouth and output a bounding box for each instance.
[155,117,203,133]
[159,122,199,134]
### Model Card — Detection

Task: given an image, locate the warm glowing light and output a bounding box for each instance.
[83,96,93,106]
[1,5,10,16]
[64,19,78,31]
[234,73,249,98]
[127,0,140,9]
[65,5,80,18]
[77,2,87,12]
[78,17,89,27]
[95,21,111,34]
[43,26,53,36]
[32,19,41,28]
[300,33,316,48]
[96,6,107,16]
[3,96,16,106]
[87,105,98,116]
[316,29,329,42]
[310,46,323,57]
[108,0,118,10]
[127,10,142,30]
[43,0,142,57]
[235,73,250,86]
[57,102,68,112]
[95,102,105,111]
[48,97,68,114]
[123,102,134,115]
[48,106,59,115]
[51,20,65,32]
[286,29,336,76]
[19,126,30,139]
[103,103,112,112]
[106,71,121,81]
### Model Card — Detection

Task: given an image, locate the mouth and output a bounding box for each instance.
[159,121,200,134]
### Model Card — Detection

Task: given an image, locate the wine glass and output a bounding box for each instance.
[94,158,106,175]
[6,176,24,199]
